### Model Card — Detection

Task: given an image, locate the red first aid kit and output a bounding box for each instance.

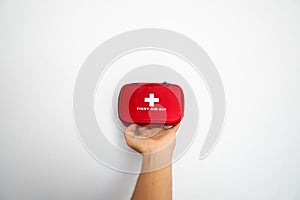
[118,82,184,126]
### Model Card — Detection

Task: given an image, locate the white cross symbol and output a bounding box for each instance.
[144,93,159,107]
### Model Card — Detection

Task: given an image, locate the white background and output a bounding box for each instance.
[1,0,300,199]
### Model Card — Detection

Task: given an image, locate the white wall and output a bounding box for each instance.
[1,0,300,199]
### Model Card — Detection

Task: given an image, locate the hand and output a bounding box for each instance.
[124,123,181,155]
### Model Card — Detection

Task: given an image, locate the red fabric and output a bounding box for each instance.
[118,83,184,126]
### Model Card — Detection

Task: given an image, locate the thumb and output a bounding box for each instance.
[169,123,181,133]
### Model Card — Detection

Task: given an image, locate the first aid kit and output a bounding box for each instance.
[118,82,184,126]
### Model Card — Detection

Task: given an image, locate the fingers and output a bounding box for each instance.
[124,124,138,135]
[139,127,163,137]
[138,125,163,131]
[148,125,164,129]
[137,125,163,137]
[125,123,181,139]
[137,126,148,133]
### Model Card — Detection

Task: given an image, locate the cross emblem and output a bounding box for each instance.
[144,93,159,107]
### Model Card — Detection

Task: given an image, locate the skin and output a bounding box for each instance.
[124,123,181,200]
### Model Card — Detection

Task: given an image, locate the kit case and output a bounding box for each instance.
[118,82,184,126]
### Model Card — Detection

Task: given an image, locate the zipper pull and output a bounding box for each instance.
[162,81,170,86]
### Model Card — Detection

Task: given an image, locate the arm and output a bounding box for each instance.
[132,154,173,200]
[124,124,180,200]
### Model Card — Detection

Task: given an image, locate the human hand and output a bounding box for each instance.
[124,123,181,155]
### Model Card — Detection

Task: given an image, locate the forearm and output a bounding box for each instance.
[131,154,173,200]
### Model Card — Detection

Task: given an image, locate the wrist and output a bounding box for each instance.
[141,151,173,173]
